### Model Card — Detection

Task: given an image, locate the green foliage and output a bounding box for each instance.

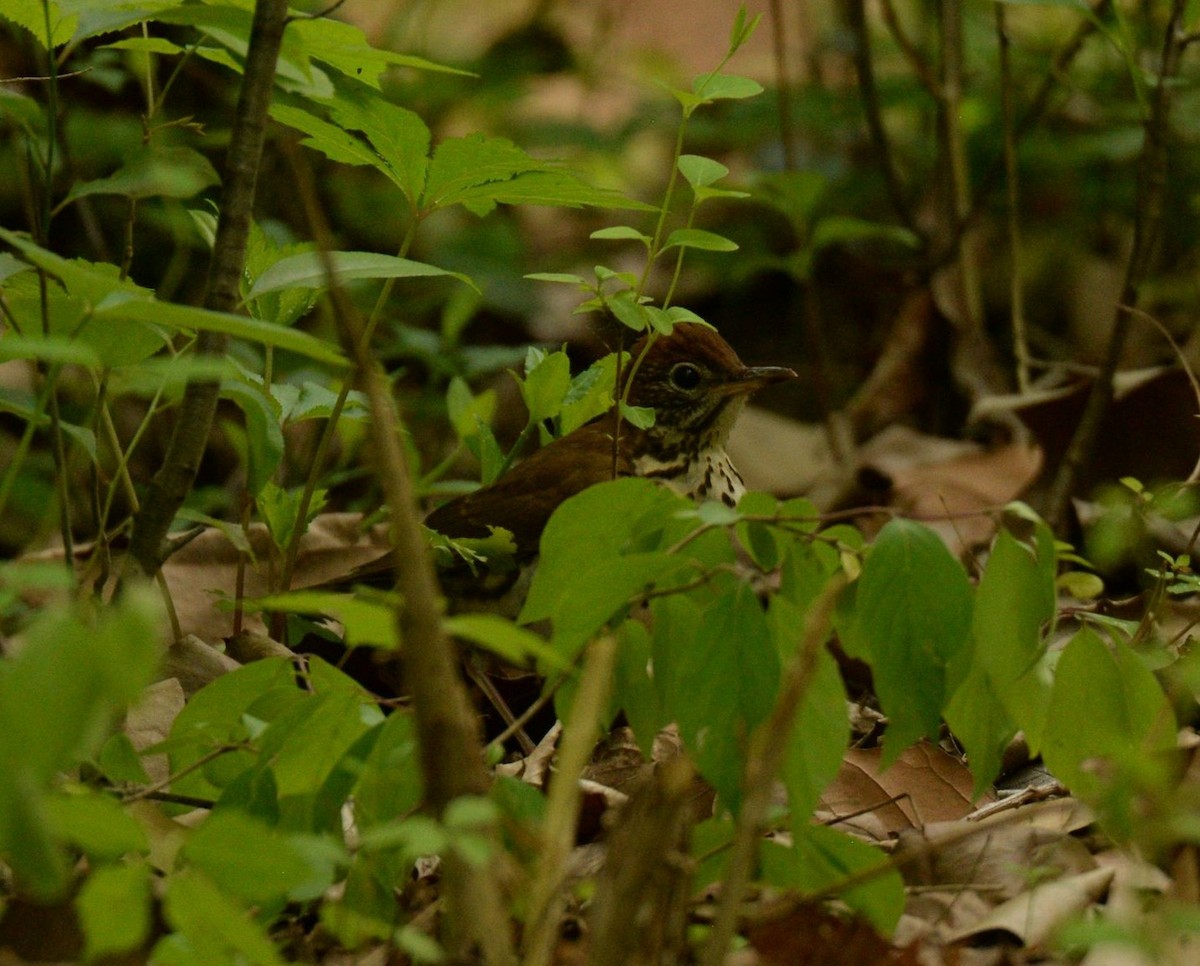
[4,0,1200,960]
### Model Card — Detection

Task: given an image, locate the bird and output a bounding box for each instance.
[425,322,797,564]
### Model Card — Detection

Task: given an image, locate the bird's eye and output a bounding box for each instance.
[669,362,703,391]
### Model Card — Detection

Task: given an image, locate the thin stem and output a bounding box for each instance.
[996,3,1031,393]
[700,574,846,966]
[768,0,796,171]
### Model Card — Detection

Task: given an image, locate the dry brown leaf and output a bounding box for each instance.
[125,677,186,784]
[946,866,1114,947]
[816,743,993,841]
[727,405,840,498]
[161,512,391,643]
[746,902,921,966]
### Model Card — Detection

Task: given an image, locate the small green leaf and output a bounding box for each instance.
[160,869,286,965]
[692,71,764,102]
[77,861,152,961]
[591,225,651,245]
[661,228,738,253]
[518,349,571,423]
[619,402,655,429]
[677,154,730,188]
[44,790,147,860]
[525,272,588,286]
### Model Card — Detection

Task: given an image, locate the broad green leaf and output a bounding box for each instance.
[422,133,545,210]
[945,521,1056,792]
[0,334,103,368]
[1041,628,1175,809]
[352,713,422,829]
[847,519,972,764]
[444,613,570,671]
[63,145,219,205]
[160,869,285,966]
[613,619,662,756]
[777,601,848,822]
[77,861,152,962]
[672,583,781,811]
[763,827,904,934]
[246,591,398,649]
[44,790,147,860]
[242,222,317,328]
[522,478,687,624]
[605,290,651,332]
[166,658,302,805]
[661,228,738,253]
[446,376,496,441]
[183,811,319,904]
[678,154,730,188]
[448,169,653,215]
[245,250,476,300]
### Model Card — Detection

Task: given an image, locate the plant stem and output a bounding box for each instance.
[700,573,846,966]
[1045,0,1189,530]
[996,3,1031,393]
[128,0,290,577]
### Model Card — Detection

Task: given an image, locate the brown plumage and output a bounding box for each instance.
[425,323,796,559]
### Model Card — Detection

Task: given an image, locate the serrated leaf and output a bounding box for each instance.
[661,228,738,253]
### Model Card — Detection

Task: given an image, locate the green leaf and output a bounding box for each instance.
[44,790,147,860]
[671,583,781,810]
[777,601,848,821]
[559,353,618,435]
[443,614,571,671]
[324,87,432,205]
[661,228,738,253]
[183,810,318,904]
[0,0,76,48]
[591,225,651,245]
[692,71,764,102]
[160,869,285,966]
[271,102,392,174]
[63,145,219,205]
[446,377,496,441]
[847,519,973,764]
[101,36,185,55]
[677,154,730,189]
[1041,628,1175,807]
[763,826,904,934]
[518,348,571,423]
[77,861,153,962]
[223,379,284,496]
[245,591,399,649]
[245,250,477,300]
[525,272,589,286]
[422,133,546,210]
[945,521,1056,792]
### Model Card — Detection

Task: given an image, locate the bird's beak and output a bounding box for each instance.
[722,365,798,397]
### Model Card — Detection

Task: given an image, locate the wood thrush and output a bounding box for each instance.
[427,323,797,562]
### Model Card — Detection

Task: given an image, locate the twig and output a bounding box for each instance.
[878,0,938,96]
[1045,0,1190,530]
[700,574,846,966]
[313,229,513,965]
[768,0,796,171]
[522,634,617,966]
[127,0,291,576]
[996,3,1032,394]
[845,0,921,237]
